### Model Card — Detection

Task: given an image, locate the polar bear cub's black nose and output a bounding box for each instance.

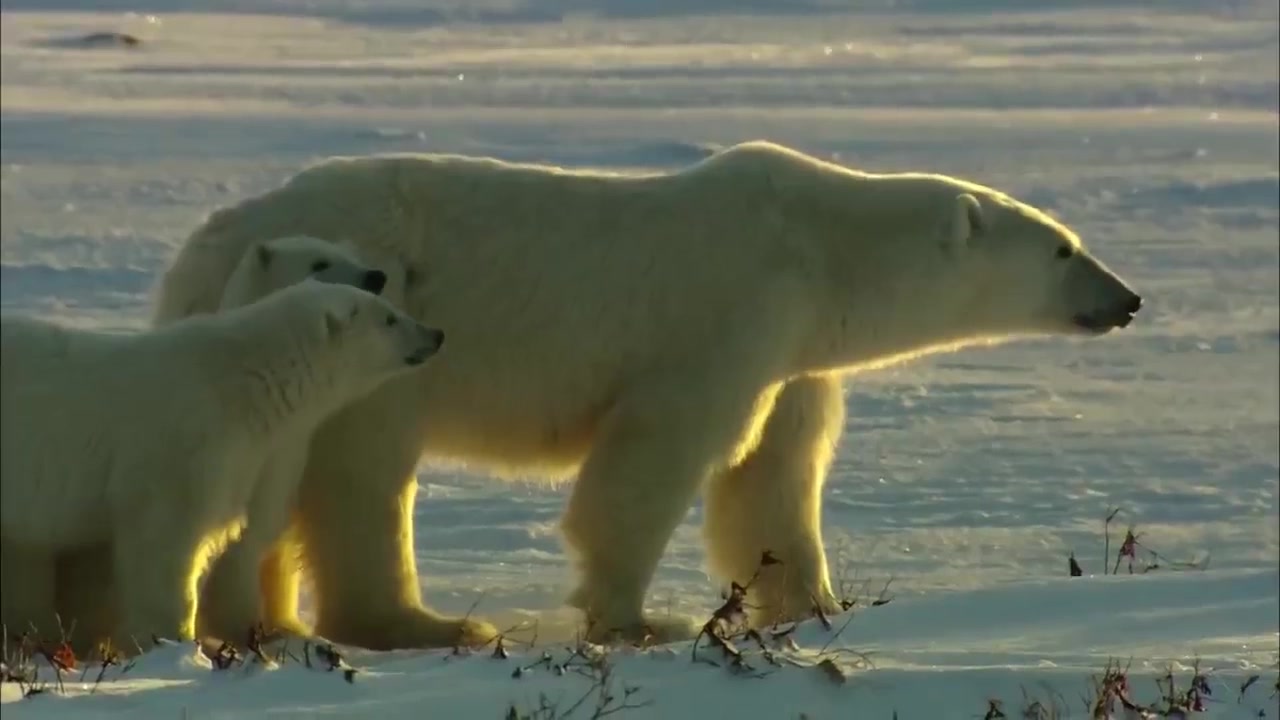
[404,327,445,367]
[363,270,387,295]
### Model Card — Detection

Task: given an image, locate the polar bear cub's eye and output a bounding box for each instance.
[1055,245,1074,260]
[311,260,331,273]
[385,313,398,327]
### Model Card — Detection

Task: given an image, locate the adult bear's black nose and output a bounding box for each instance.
[363,270,387,295]
[1112,291,1142,329]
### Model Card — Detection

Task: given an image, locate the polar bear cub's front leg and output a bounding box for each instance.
[0,542,58,641]
[110,515,206,647]
[195,440,313,642]
[104,445,260,649]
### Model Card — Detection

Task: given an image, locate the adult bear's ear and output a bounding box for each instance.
[256,242,274,268]
[944,193,984,254]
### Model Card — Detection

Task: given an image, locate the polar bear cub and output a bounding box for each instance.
[0,281,443,648]
[25,234,400,653]
[219,234,389,311]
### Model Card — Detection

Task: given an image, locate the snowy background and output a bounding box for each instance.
[1,1,1277,717]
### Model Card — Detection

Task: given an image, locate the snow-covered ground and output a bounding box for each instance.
[1,1,1277,717]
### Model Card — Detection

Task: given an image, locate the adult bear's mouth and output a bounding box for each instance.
[404,347,433,366]
[1073,294,1143,334]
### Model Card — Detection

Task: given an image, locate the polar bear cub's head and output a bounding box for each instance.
[237,281,443,424]
[299,280,445,374]
[220,235,388,311]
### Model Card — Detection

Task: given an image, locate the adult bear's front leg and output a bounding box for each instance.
[561,377,784,646]
[702,374,846,627]
[293,383,500,651]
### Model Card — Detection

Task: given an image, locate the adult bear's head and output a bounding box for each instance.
[718,143,1142,347]
[936,189,1142,339]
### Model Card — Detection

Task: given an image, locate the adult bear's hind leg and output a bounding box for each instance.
[296,380,499,651]
[702,374,845,627]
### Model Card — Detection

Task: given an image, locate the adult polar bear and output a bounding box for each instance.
[151,140,1143,650]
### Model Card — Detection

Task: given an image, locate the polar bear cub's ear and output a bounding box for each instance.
[320,299,353,340]
[322,298,363,340]
[323,309,344,340]
[945,193,985,254]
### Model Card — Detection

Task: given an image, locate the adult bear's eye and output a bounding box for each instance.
[311,260,331,272]
[1055,245,1073,260]
[385,313,397,327]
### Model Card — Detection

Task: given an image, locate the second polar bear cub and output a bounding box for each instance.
[219,234,390,310]
[0,280,444,649]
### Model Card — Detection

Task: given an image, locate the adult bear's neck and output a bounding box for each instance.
[792,240,1005,377]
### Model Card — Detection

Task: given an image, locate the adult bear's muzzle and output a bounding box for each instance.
[1069,255,1143,334]
[1073,291,1141,333]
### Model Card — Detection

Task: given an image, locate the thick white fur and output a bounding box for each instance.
[0,281,440,651]
[139,140,1140,649]
[38,235,399,654]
